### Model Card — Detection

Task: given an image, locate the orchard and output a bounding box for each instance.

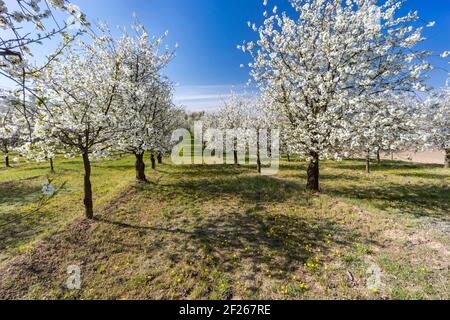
[0,0,448,301]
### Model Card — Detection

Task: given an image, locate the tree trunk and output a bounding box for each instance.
[287,153,291,162]
[157,153,163,164]
[150,153,156,170]
[366,151,371,174]
[376,149,381,164]
[445,149,450,169]
[306,152,320,191]
[82,153,94,220]
[50,158,55,173]
[5,155,10,167]
[233,137,238,165]
[391,152,394,161]
[256,131,261,174]
[135,153,147,182]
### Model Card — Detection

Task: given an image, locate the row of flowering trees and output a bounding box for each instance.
[0,19,180,219]
[0,0,87,172]
[1,0,449,218]
[0,99,21,168]
[205,85,448,177]
[425,86,450,169]
[233,0,449,190]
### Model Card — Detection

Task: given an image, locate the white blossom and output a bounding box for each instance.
[242,0,435,188]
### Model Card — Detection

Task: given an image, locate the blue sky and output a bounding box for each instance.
[68,0,274,111]
[2,0,449,111]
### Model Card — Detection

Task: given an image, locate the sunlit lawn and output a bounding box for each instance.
[0,155,448,300]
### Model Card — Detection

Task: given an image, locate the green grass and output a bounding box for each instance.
[0,156,448,300]
[0,156,133,257]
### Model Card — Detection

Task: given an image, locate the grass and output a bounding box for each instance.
[0,156,133,256]
[0,155,448,300]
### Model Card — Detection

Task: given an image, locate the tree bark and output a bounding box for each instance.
[306,152,320,191]
[135,153,147,182]
[150,153,156,170]
[157,153,163,164]
[82,153,94,220]
[445,149,450,169]
[233,137,238,165]
[50,158,55,173]
[256,130,261,174]
[5,155,10,167]
[366,151,371,174]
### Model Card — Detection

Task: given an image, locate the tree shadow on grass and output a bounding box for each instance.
[0,207,52,252]
[0,206,357,299]
[320,173,363,182]
[164,173,303,204]
[325,182,450,219]
[0,180,42,205]
[326,160,444,172]
[95,168,358,286]
[391,172,450,181]
[96,205,356,287]
[157,164,249,178]
[185,208,354,283]
[94,217,193,236]
[278,164,307,172]
[0,180,69,253]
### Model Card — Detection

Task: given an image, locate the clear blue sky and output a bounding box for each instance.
[2,0,450,111]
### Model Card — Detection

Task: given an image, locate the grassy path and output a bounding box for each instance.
[0,157,448,299]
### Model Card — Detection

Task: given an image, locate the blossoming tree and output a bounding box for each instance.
[350,94,421,173]
[0,0,85,60]
[241,95,276,173]
[149,105,185,168]
[241,0,435,190]
[0,94,21,167]
[115,23,176,182]
[216,93,247,165]
[424,85,450,168]
[0,0,87,136]
[31,28,123,219]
